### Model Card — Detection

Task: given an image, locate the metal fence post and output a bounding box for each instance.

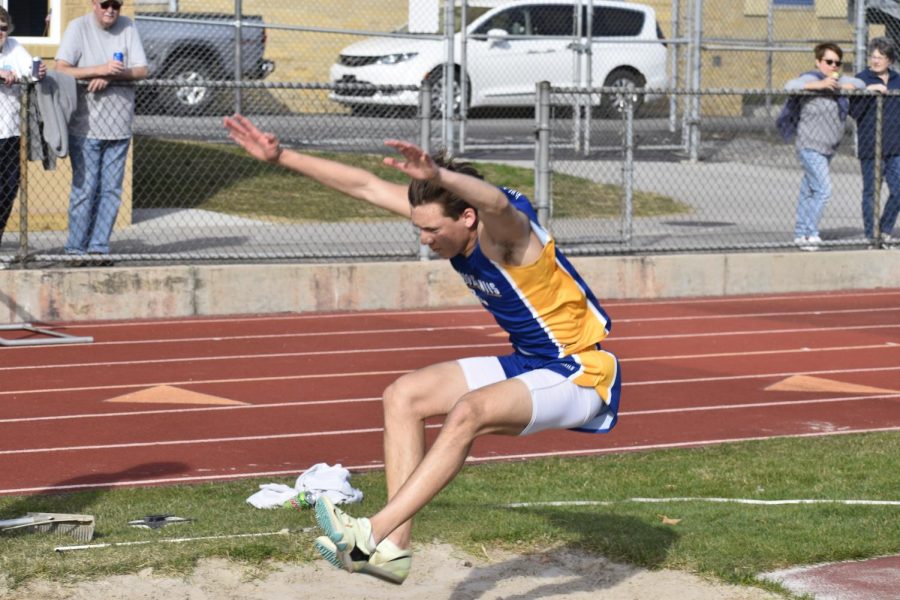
[854,0,868,74]
[233,0,243,114]
[874,93,884,243]
[669,0,680,133]
[535,81,551,228]
[458,0,468,156]
[622,92,635,244]
[17,83,29,267]
[688,0,703,162]
[419,84,432,154]
[442,0,455,155]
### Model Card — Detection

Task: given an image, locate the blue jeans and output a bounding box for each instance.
[65,136,130,255]
[0,136,20,246]
[795,148,833,238]
[860,155,900,238]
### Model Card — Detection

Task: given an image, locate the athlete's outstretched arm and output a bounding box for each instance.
[383,139,534,260]
[224,114,411,217]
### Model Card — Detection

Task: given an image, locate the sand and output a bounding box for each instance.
[1,543,783,599]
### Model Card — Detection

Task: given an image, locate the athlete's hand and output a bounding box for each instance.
[383,139,439,181]
[224,114,283,163]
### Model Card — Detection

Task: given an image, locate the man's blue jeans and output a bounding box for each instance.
[65,136,130,255]
[860,155,900,238]
[795,148,833,238]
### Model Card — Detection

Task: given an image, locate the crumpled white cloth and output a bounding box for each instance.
[246,462,363,509]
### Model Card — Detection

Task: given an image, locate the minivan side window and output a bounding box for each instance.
[528,5,576,36]
[473,8,529,35]
[592,7,645,37]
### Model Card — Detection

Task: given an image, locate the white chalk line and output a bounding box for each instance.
[2,425,898,496]
[503,497,900,508]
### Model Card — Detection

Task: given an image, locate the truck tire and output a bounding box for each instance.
[161,55,221,115]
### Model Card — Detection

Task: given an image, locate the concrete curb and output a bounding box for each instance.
[1,250,899,323]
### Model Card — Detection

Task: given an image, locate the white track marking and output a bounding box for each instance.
[2,392,898,425]
[2,425,898,496]
[5,394,900,455]
[4,364,900,397]
[2,341,897,373]
[34,289,900,331]
[504,498,900,508]
[8,304,900,349]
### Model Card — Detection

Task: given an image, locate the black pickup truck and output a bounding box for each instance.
[135,12,275,115]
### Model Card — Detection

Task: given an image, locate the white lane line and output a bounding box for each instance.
[5,365,900,397]
[3,392,898,426]
[37,289,900,331]
[3,340,897,373]
[2,425,898,496]
[627,365,900,386]
[6,320,898,352]
[10,306,900,348]
[619,306,900,324]
[4,393,900,455]
[471,426,900,462]
[0,341,511,372]
[614,323,900,342]
[0,370,411,397]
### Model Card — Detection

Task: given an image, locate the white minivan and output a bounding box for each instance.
[329,0,668,115]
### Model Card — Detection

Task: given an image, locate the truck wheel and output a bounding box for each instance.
[161,56,221,115]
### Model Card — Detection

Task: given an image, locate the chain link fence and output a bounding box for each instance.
[540,85,898,255]
[2,2,899,267]
[3,78,898,268]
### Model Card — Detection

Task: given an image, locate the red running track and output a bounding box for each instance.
[2,289,900,496]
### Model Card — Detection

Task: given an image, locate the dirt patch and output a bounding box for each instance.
[1,543,782,599]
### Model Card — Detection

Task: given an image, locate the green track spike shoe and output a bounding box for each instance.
[359,538,412,584]
[314,496,375,571]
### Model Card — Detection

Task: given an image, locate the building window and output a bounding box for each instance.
[2,1,62,44]
[774,0,814,6]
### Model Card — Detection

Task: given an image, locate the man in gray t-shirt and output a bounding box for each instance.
[55,0,147,260]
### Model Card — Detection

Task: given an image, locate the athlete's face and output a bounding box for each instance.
[410,202,477,259]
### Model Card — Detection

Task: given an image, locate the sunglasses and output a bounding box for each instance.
[823,59,842,67]
[99,1,122,9]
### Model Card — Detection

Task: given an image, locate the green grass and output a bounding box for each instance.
[2,432,897,593]
[133,138,687,221]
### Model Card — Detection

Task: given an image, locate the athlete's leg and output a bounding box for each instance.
[380,360,471,549]
[371,376,534,545]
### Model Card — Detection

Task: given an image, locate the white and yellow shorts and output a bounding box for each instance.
[457,349,621,435]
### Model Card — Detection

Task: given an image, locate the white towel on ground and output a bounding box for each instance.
[246,462,363,509]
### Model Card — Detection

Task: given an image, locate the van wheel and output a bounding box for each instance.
[161,56,221,115]
[425,68,469,117]
[599,69,645,117]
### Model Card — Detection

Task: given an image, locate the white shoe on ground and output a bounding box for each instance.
[793,236,820,251]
